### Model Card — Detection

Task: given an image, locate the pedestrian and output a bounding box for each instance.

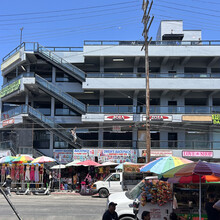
[141,211,150,220]
[205,193,220,220]
[70,127,77,143]
[3,175,12,196]
[102,202,119,220]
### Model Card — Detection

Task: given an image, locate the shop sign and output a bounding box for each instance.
[0,79,20,98]
[104,115,133,121]
[123,164,143,173]
[97,149,137,163]
[142,149,172,157]
[182,151,213,158]
[151,150,173,157]
[53,149,73,164]
[2,118,14,127]
[143,115,172,122]
[73,149,95,161]
[212,114,220,124]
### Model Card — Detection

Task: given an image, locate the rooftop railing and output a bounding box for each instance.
[86,72,220,78]
[84,40,220,46]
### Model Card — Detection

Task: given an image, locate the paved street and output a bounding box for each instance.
[0,194,107,220]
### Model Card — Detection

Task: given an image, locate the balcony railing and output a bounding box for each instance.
[69,140,220,150]
[84,40,220,46]
[86,72,220,78]
[87,105,220,114]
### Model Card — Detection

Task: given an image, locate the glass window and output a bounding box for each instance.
[107,174,120,181]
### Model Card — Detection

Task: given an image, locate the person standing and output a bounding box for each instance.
[102,202,119,220]
[205,194,220,220]
[3,175,12,196]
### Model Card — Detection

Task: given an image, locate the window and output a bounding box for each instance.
[108,174,120,181]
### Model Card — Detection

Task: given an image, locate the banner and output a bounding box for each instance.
[53,149,73,164]
[73,149,95,161]
[123,164,143,173]
[212,114,220,124]
[0,79,20,98]
[182,151,213,158]
[97,149,137,163]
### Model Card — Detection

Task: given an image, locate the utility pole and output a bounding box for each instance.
[20,27,24,45]
[142,0,154,163]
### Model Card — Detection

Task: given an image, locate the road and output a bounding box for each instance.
[0,194,107,220]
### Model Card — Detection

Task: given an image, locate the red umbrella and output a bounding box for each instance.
[76,160,100,167]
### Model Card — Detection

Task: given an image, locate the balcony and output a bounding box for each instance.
[68,140,220,150]
[86,105,220,114]
[86,72,220,78]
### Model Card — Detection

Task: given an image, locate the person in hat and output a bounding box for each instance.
[3,175,12,196]
[102,202,119,220]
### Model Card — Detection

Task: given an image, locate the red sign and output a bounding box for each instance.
[2,118,14,127]
[105,115,133,121]
[143,115,172,122]
[182,151,213,158]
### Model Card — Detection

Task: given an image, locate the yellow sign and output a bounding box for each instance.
[0,80,20,98]
[212,114,220,124]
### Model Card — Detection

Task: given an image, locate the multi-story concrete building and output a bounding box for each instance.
[0,20,220,162]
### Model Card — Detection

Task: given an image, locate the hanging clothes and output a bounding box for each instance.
[30,165,35,181]
[39,165,44,182]
[1,165,6,182]
[15,165,20,181]
[11,164,15,181]
[25,165,30,181]
[35,165,39,182]
[19,164,24,181]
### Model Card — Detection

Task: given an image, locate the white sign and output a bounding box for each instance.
[104,115,133,121]
[142,115,172,122]
[182,151,213,158]
[151,150,173,157]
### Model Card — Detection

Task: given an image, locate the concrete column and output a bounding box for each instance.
[178,130,185,149]
[25,92,29,105]
[52,67,56,83]
[98,124,103,148]
[26,65,30,72]
[132,126,138,149]
[100,90,104,113]
[51,97,55,117]
[133,90,139,113]
[160,130,168,149]
[3,77,7,84]
[16,66,19,76]
[160,96,168,114]
[177,96,184,114]
[207,67,211,74]
[49,132,54,157]
[100,57,104,73]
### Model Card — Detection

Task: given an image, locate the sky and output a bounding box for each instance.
[1,0,220,85]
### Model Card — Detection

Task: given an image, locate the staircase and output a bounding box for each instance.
[35,74,86,114]
[30,43,85,82]
[1,105,82,149]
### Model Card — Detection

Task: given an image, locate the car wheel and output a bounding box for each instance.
[99,188,109,198]
[120,216,135,220]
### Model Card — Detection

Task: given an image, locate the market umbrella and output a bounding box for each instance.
[12,155,34,163]
[50,164,66,169]
[97,162,119,167]
[0,156,17,164]
[160,160,220,220]
[76,160,100,167]
[140,156,192,174]
[115,162,134,170]
[31,156,56,163]
[65,160,81,167]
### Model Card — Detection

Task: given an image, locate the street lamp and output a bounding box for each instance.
[20,27,24,45]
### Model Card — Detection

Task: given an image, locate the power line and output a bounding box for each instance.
[0,1,138,17]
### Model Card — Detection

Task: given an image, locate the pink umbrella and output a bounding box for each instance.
[76,160,100,167]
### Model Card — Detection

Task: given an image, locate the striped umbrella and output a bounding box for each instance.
[13,155,34,163]
[0,156,17,164]
[140,156,192,174]
[31,156,56,163]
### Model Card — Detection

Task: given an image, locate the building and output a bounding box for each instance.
[0,20,220,163]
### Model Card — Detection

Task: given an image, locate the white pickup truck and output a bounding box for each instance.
[91,170,147,198]
[107,176,172,220]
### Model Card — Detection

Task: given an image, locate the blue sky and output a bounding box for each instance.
[1,0,220,85]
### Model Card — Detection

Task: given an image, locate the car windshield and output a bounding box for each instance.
[103,173,112,181]
[125,180,145,200]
